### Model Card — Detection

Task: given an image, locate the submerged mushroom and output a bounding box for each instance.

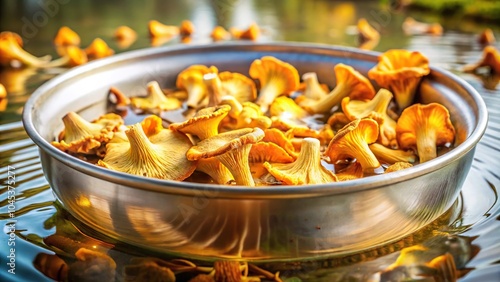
[85,38,114,59]
[368,49,430,111]
[342,88,397,147]
[0,34,51,67]
[264,138,337,185]
[463,45,500,75]
[300,63,375,114]
[249,56,300,113]
[98,123,196,180]
[170,105,231,140]
[325,119,380,171]
[187,128,265,186]
[177,65,218,109]
[131,81,182,112]
[148,20,180,38]
[54,26,81,46]
[52,112,123,156]
[396,103,455,163]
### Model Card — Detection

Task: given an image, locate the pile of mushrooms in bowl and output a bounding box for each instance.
[23,43,487,261]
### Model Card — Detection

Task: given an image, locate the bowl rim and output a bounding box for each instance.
[22,42,489,199]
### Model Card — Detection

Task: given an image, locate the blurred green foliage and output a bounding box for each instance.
[407,0,500,21]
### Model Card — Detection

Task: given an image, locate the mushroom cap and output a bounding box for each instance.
[148,20,180,38]
[114,26,137,41]
[262,128,298,159]
[0,35,52,67]
[249,142,294,163]
[0,31,23,46]
[99,123,195,180]
[130,81,182,112]
[219,71,257,103]
[170,104,231,140]
[249,56,300,94]
[85,38,114,59]
[54,26,81,46]
[176,65,218,108]
[396,103,455,163]
[270,96,309,120]
[186,127,265,160]
[325,118,380,170]
[478,28,496,45]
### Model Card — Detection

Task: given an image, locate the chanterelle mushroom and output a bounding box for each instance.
[98,123,196,180]
[463,45,500,75]
[325,118,380,171]
[177,65,218,109]
[0,34,51,67]
[170,105,231,140]
[131,81,182,112]
[249,56,300,113]
[187,128,265,186]
[369,143,416,165]
[396,103,455,163]
[300,63,375,114]
[219,71,257,103]
[368,49,430,111]
[0,83,7,111]
[300,72,328,101]
[52,112,123,156]
[85,38,114,59]
[54,26,81,46]
[148,20,180,38]
[357,18,380,43]
[230,23,260,40]
[264,138,337,185]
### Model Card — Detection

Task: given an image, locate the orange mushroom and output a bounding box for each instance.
[114,25,137,41]
[325,119,380,171]
[54,26,81,46]
[224,101,272,130]
[385,162,413,173]
[170,105,231,140]
[177,65,218,109]
[0,83,7,111]
[335,162,363,181]
[85,38,114,59]
[249,56,300,113]
[148,20,180,38]
[396,103,455,163]
[230,23,260,40]
[262,128,298,159]
[179,20,195,37]
[264,138,337,185]
[300,63,375,114]
[300,72,329,101]
[249,141,295,179]
[368,49,430,111]
[46,46,88,68]
[131,81,182,112]
[0,35,51,67]
[478,28,496,45]
[463,45,500,75]
[270,96,309,120]
[211,26,230,41]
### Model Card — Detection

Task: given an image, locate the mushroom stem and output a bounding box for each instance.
[304,82,348,114]
[62,112,102,143]
[204,73,223,107]
[217,144,255,186]
[256,80,282,113]
[147,81,170,106]
[0,36,52,67]
[416,128,437,163]
[302,72,327,100]
[186,83,207,108]
[349,132,380,170]
[126,124,159,162]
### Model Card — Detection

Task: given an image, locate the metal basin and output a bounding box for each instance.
[23,43,488,261]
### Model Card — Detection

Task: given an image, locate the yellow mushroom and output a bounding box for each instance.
[286,124,334,146]
[0,35,51,67]
[325,119,380,171]
[219,71,257,103]
[425,253,458,282]
[463,45,500,75]
[131,81,182,112]
[85,38,114,60]
[108,87,131,109]
[211,26,230,42]
[478,28,496,45]
[263,128,298,159]
[230,23,260,40]
[369,143,416,164]
[177,65,218,109]
[0,32,23,46]
[170,104,231,140]
[396,103,455,163]
[402,17,443,36]
[52,112,123,156]
[148,20,180,38]
[98,123,196,180]
[195,157,234,185]
[187,128,265,186]
[341,88,397,147]
[249,141,295,179]
[54,26,81,46]
[357,18,380,43]
[114,26,137,49]
[249,56,300,113]
[385,162,413,173]
[224,102,272,130]
[0,83,7,111]
[300,63,375,114]
[45,46,88,68]
[264,138,337,185]
[270,96,309,120]
[179,20,195,37]
[368,49,430,111]
[299,72,329,101]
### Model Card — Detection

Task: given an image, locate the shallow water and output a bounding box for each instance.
[1,0,500,281]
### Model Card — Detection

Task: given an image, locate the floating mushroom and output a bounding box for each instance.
[131,81,182,112]
[325,119,380,171]
[230,23,260,40]
[463,45,500,75]
[249,56,300,113]
[187,127,265,186]
[396,103,455,163]
[369,143,416,164]
[264,138,337,185]
[219,71,257,103]
[368,49,430,111]
[98,123,196,180]
[262,128,298,159]
[177,65,218,109]
[52,112,123,156]
[54,26,81,46]
[0,34,51,67]
[478,28,496,45]
[85,38,114,59]
[211,26,231,41]
[300,63,375,114]
[342,88,397,147]
[114,25,137,48]
[170,105,230,140]
[148,20,180,38]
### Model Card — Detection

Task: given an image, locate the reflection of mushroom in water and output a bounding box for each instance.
[385,162,413,173]
[211,26,231,41]
[113,25,137,48]
[396,103,455,163]
[52,112,123,156]
[177,65,218,109]
[230,23,260,40]
[249,56,300,113]
[0,32,51,67]
[0,83,7,111]
[148,20,180,38]
[368,49,430,111]
[54,26,81,46]
[187,128,265,186]
[84,38,114,60]
[131,81,182,112]
[300,63,375,114]
[98,123,196,180]
[369,143,416,165]
[402,17,443,36]
[326,119,381,171]
[463,45,500,75]
[34,253,69,281]
[478,28,496,45]
[342,88,397,147]
[264,138,337,185]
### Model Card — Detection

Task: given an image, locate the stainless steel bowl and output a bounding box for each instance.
[23,43,488,261]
